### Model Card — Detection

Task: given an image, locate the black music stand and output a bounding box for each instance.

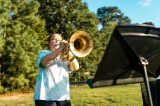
[87,24,160,106]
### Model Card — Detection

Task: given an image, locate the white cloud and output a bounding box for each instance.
[138,0,152,7]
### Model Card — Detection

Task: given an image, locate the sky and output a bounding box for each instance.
[83,0,160,27]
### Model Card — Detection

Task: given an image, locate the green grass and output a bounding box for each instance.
[71,84,143,106]
[0,84,143,106]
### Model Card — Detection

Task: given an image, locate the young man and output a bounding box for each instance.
[34,33,79,106]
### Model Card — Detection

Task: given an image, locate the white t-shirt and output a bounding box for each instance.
[34,50,70,101]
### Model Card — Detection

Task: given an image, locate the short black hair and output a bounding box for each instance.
[48,33,63,42]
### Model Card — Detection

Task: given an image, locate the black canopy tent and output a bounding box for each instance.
[87,24,160,106]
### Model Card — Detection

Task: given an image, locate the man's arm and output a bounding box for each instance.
[41,48,62,66]
[69,58,79,71]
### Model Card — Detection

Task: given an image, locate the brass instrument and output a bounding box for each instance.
[60,31,93,61]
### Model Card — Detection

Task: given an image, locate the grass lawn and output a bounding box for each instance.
[0,84,143,106]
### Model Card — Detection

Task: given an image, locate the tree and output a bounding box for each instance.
[37,0,99,38]
[97,6,131,28]
[0,0,47,92]
[37,0,99,81]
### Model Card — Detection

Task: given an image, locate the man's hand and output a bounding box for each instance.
[59,40,68,50]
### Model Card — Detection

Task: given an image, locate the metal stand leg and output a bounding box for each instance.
[140,57,153,106]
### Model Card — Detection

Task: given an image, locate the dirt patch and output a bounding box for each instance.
[0,93,33,100]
